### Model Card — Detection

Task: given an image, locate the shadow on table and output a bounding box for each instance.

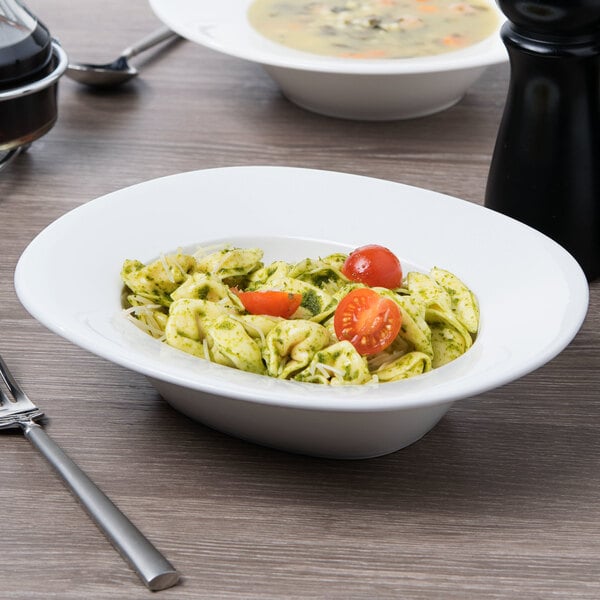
[146,376,598,520]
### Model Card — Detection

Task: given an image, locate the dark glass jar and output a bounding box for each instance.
[0,1,61,151]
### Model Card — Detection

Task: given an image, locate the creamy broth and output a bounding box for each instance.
[248,0,499,59]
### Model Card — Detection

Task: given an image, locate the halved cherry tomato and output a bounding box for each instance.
[334,288,402,356]
[235,290,302,318]
[342,244,403,289]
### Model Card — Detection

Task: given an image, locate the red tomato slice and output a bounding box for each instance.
[334,288,402,356]
[342,244,403,289]
[235,290,302,318]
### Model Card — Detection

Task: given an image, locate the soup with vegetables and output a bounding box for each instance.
[248,0,499,59]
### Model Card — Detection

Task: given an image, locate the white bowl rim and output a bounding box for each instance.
[148,0,508,75]
[14,166,589,414]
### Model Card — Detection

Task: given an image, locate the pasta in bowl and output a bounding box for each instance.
[121,244,479,386]
[13,167,589,459]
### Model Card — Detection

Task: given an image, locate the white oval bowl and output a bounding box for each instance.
[149,0,508,120]
[15,166,588,458]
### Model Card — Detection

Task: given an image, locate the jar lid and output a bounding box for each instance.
[0,3,53,88]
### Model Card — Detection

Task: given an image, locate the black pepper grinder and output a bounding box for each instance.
[484,0,600,281]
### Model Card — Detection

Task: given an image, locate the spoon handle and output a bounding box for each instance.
[121,26,179,60]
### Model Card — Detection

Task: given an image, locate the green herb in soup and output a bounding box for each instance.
[121,244,479,386]
[248,0,498,59]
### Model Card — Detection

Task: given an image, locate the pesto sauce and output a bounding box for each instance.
[121,245,479,386]
[301,289,322,315]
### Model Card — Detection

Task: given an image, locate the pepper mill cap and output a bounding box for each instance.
[497,0,600,40]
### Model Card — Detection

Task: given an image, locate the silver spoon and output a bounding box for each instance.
[66,26,179,88]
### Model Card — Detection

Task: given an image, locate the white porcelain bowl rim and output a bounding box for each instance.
[14,166,588,414]
[148,0,508,75]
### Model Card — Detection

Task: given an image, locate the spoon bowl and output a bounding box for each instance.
[66,26,178,88]
[66,56,137,87]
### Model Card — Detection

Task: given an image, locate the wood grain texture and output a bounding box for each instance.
[0,1,598,598]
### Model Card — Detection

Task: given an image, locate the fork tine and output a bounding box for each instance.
[0,382,9,403]
[0,354,40,413]
[0,384,13,413]
[0,364,19,416]
[0,361,43,427]
[0,354,30,404]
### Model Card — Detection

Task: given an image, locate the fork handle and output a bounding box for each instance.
[21,421,180,591]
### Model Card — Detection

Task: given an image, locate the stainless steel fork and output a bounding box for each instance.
[0,353,180,591]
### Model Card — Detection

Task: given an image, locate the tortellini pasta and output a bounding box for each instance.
[121,245,479,385]
[263,320,330,378]
[295,341,372,385]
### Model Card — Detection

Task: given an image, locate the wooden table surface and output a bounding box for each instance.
[1,1,598,598]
